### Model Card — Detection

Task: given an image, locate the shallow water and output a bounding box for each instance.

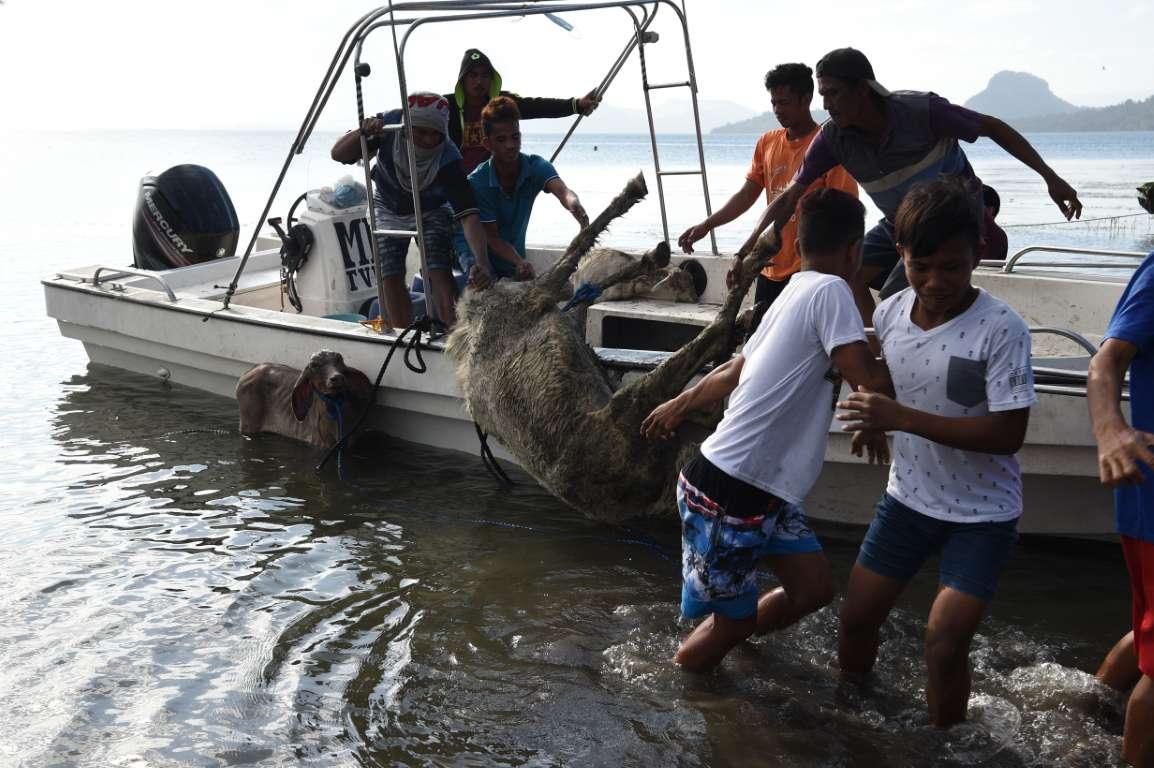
[0,129,1150,766]
[0,366,1136,766]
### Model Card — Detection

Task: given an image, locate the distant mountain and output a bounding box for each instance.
[964,71,1081,120]
[1012,95,1154,132]
[710,109,829,134]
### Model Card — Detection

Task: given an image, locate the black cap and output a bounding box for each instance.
[458,48,495,82]
[815,48,890,97]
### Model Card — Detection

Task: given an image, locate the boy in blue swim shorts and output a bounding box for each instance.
[836,178,1036,728]
[642,188,891,671]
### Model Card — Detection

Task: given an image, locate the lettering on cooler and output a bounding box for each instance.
[334,219,375,291]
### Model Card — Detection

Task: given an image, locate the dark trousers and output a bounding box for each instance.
[754,272,793,307]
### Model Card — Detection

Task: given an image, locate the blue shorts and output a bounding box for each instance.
[857,493,1019,602]
[454,226,519,280]
[373,203,455,278]
[861,218,899,289]
[866,208,1000,300]
[678,456,822,621]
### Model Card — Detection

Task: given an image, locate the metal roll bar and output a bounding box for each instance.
[994,245,1148,274]
[91,267,178,302]
[1028,326,1099,357]
[222,0,719,322]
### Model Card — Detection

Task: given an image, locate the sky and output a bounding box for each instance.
[1,0,1151,132]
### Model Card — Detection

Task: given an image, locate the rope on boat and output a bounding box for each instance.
[157,427,237,438]
[463,517,675,563]
[473,422,515,487]
[1001,211,1150,229]
[316,389,349,481]
[562,281,603,312]
[316,316,444,475]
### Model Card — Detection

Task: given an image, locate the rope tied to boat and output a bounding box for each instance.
[473,422,515,486]
[1001,211,1151,229]
[562,281,603,312]
[315,388,349,480]
[315,315,444,476]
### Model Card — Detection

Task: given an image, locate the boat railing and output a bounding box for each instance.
[221,0,717,322]
[599,323,1125,400]
[980,245,1148,274]
[1029,326,1098,357]
[90,267,178,302]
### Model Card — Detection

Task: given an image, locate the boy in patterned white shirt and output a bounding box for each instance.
[835,178,1036,727]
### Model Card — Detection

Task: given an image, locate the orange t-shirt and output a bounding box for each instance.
[747,125,858,280]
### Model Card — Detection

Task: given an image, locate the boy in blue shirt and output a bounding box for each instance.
[1087,250,1154,766]
[836,178,1036,727]
[455,96,588,280]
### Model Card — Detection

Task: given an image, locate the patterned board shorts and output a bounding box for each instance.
[374,203,455,278]
[677,467,822,621]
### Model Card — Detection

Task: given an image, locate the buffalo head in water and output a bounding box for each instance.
[446,173,779,522]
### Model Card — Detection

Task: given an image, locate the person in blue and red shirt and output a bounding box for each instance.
[1089,251,1154,767]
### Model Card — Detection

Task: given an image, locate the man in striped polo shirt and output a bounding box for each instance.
[732,48,1083,326]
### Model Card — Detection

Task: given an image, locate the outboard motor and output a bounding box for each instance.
[132,164,239,270]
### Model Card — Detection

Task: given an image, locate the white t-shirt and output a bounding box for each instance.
[702,271,866,504]
[874,288,1037,522]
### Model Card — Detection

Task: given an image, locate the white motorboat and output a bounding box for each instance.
[42,0,1146,538]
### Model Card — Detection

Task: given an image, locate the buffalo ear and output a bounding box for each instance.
[648,240,671,268]
[291,371,313,421]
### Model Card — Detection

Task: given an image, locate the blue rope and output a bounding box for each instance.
[465,517,675,563]
[562,281,603,312]
[316,389,348,481]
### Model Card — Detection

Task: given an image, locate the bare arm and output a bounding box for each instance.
[830,341,894,465]
[544,177,588,228]
[640,356,745,440]
[482,221,534,280]
[830,340,894,397]
[460,213,493,288]
[977,114,1082,220]
[677,178,762,254]
[837,390,1030,455]
[1089,338,1154,485]
[736,181,805,257]
[332,117,383,164]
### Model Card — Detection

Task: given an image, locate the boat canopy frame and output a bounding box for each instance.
[220,0,719,326]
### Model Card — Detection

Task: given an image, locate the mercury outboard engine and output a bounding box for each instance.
[132,164,239,270]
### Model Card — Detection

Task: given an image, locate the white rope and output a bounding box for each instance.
[1002,212,1151,229]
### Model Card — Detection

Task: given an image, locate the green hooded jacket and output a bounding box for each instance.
[445,48,579,173]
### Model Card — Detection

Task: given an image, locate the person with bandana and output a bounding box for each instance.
[332,91,492,330]
[448,49,601,175]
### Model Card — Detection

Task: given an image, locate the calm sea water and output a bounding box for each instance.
[1,129,1152,767]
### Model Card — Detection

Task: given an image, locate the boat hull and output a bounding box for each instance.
[43,255,1121,539]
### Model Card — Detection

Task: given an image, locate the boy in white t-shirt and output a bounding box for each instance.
[641,189,891,672]
[836,178,1036,727]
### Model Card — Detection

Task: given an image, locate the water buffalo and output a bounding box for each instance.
[237,350,372,449]
[445,173,779,522]
[572,249,708,303]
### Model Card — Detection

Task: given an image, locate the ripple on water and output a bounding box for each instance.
[0,366,1136,766]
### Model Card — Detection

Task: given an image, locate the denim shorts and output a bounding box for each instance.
[857,493,1019,602]
[374,203,455,278]
[861,218,900,291]
[461,251,519,280]
[678,456,822,621]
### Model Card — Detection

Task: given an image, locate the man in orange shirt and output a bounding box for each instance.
[679,63,857,307]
